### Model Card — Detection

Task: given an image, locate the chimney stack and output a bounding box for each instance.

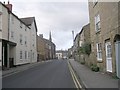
[5,1,12,12]
[39,34,43,38]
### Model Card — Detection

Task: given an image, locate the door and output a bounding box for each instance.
[115,41,120,78]
[105,42,112,72]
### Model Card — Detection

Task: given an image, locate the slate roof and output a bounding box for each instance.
[20,17,35,26]
[20,17,38,32]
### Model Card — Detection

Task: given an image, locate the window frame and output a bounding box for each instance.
[96,43,102,61]
[20,34,23,45]
[20,51,22,59]
[95,13,101,32]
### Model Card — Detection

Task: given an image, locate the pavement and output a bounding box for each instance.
[3,60,76,88]
[69,59,119,89]
[2,60,52,77]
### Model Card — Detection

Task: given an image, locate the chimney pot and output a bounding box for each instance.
[5,1,12,12]
[39,34,43,38]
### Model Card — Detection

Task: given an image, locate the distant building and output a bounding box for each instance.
[68,46,74,59]
[37,34,46,61]
[37,32,56,61]
[43,38,56,60]
[56,50,68,59]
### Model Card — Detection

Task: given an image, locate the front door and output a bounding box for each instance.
[105,42,112,72]
[115,41,120,78]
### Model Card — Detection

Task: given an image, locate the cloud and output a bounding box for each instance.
[2,0,89,50]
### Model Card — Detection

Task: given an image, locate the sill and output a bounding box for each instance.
[97,59,103,63]
[96,30,101,34]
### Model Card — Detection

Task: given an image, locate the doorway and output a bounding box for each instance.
[105,42,112,72]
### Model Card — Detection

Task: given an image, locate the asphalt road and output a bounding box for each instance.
[2,59,76,88]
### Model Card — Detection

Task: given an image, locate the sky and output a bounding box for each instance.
[1,0,89,50]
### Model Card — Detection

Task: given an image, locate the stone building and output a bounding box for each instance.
[37,32,56,61]
[37,34,46,61]
[78,24,91,65]
[88,1,120,77]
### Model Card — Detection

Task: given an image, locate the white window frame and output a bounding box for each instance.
[96,43,102,61]
[25,36,27,46]
[20,51,22,59]
[11,31,14,38]
[20,22,22,28]
[106,44,112,58]
[20,34,23,45]
[25,51,27,59]
[95,14,101,32]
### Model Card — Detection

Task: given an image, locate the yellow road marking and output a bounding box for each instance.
[68,61,82,89]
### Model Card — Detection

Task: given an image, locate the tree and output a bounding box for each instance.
[78,42,91,56]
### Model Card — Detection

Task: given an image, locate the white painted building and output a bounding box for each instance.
[0,2,9,68]
[0,2,38,68]
[56,50,68,59]
[9,13,32,65]
[56,52,62,59]
[20,17,37,63]
[0,3,2,66]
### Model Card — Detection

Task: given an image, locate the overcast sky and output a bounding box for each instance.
[2,0,89,50]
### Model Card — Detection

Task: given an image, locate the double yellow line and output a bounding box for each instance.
[68,61,82,89]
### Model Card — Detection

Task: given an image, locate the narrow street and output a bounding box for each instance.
[2,60,76,88]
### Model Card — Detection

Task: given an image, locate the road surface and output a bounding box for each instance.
[2,59,76,88]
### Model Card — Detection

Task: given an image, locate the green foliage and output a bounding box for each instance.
[90,64,99,72]
[78,42,91,55]
[80,61,85,65]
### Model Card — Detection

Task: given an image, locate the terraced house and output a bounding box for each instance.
[1,2,37,69]
[88,0,120,78]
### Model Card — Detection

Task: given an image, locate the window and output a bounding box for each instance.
[20,34,22,45]
[20,22,22,28]
[96,43,102,61]
[11,31,14,38]
[25,26,27,31]
[12,16,14,24]
[95,14,101,32]
[107,45,112,58]
[25,36,27,46]
[33,53,34,59]
[20,51,22,59]
[25,51,27,59]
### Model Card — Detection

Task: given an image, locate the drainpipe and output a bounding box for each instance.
[7,11,10,68]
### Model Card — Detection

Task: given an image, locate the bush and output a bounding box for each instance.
[78,42,91,56]
[90,64,99,72]
[80,61,85,65]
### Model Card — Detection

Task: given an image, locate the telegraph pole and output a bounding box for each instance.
[72,30,74,45]
[72,30,74,59]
